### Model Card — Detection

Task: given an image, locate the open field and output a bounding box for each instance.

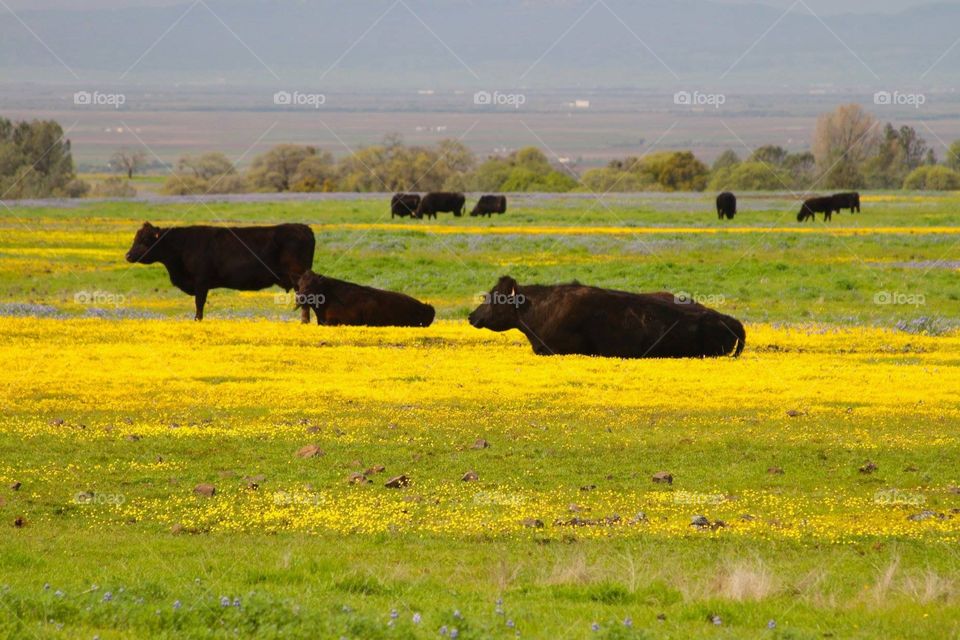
[1,193,959,638]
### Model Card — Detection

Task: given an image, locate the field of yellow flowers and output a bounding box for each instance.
[1,196,959,638]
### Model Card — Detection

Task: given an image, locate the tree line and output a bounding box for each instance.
[2,105,960,200]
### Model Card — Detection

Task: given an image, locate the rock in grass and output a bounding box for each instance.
[125,434,141,442]
[193,483,216,497]
[471,439,490,449]
[767,466,784,475]
[907,510,944,522]
[14,516,25,528]
[245,475,265,490]
[348,473,370,485]
[363,465,386,477]
[461,470,479,482]
[384,475,409,489]
[859,461,878,474]
[296,444,324,459]
[652,471,673,485]
[690,515,711,529]
[10,481,21,491]
[786,409,805,417]
[629,512,648,525]
[521,518,544,528]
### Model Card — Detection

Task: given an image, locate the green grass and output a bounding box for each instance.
[1,193,959,638]
[1,193,957,325]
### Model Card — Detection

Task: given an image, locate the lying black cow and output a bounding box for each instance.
[468,276,745,359]
[797,196,839,222]
[125,222,315,321]
[391,193,421,218]
[296,271,435,327]
[470,195,507,217]
[716,192,736,220]
[832,192,861,213]
[416,192,465,219]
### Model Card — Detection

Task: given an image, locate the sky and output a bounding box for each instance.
[2,0,954,15]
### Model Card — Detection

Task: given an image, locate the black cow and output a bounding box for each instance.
[125,222,315,321]
[416,192,466,219]
[468,276,745,359]
[296,271,435,327]
[391,193,421,218]
[716,192,737,220]
[797,196,839,222]
[470,195,507,217]
[832,192,861,213]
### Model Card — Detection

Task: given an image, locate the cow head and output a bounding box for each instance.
[125,222,162,263]
[468,276,528,331]
[295,270,328,309]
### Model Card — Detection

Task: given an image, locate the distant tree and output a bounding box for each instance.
[290,152,337,192]
[712,149,740,172]
[655,151,709,192]
[0,118,77,198]
[812,104,880,189]
[247,144,317,192]
[749,145,789,167]
[110,147,147,179]
[176,152,235,181]
[903,165,960,191]
[463,146,576,193]
[91,176,137,198]
[783,151,815,189]
[945,140,960,171]
[709,162,790,191]
[865,124,931,189]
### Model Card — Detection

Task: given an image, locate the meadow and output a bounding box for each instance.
[1,192,958,638]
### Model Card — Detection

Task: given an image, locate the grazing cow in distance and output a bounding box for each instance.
[797,196,839,222]
[716,192,737,220]
[417,192,466,219]
[471,195,507,217]
[296,271,435,327]
[391,193,421,218]
[125,222,315,322]
[468,276,745,359]
[832,192,861,213]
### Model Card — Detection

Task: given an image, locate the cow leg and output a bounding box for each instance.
[195,289,208,321]
[301,304,310,324]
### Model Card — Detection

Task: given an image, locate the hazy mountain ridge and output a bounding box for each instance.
[1,0,957,86]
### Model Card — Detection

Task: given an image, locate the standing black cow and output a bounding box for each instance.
[391,193,421,218]
[125,222,315,321]
[296,271,435,327]
[832,192,861,213]
[468,276,745,359]
[797,196,839,222]
[470,195,507,217]
[416,192,466,219]
[716,192,737,220]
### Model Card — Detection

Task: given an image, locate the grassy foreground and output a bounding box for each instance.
[1,193,959,638]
